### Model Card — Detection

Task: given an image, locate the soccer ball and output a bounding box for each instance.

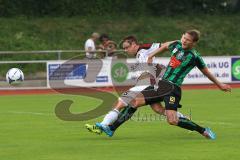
[6,68,24,85]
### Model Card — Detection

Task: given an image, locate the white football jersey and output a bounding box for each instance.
[130,43,162,82]
[136,43,160,63]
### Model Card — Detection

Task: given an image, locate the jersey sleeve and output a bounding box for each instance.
[195,55,206,69]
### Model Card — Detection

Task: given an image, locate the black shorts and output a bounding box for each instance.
[142,80,182,111]
[163,84,182,111]
[141,85,164,105]
[142,80,174,105]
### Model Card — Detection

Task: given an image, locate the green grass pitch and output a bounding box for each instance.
[0,88,239,160]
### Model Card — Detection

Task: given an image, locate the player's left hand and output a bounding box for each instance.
[219,83,231,92]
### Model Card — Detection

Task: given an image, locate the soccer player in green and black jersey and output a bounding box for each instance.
[89,30,231,139]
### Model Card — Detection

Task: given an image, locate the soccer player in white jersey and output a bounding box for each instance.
[85,36,187,136]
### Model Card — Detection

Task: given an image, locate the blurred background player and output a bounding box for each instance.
[98,34,117,58]
[84,32,100,59]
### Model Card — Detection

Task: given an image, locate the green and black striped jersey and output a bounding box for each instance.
[163,41,206,86]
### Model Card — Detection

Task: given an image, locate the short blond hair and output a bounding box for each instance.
[185,29,200,42]
[92,32,100,39]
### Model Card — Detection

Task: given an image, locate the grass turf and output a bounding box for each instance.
[0,88,239,160]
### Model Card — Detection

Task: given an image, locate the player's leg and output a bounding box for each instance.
[165,109,215,139]
[150,103,165,115]
[85,100,126,135]
[98,82,156,134]
[93,89,145,137]
[95,81,173,136]
[85,97,126,135]
[98,88,142,126]
[164,85,216,139]
[85,99,127,134]
[107,82,174,134]
[99,100,123,126]
[108,93,147,133]
[150,103,188,119]
[86,81,167,136]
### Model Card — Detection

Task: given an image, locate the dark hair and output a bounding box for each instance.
[122,35,138,44]
[185,29,200,42]
[119,35,138,49]
[99,34,110,42]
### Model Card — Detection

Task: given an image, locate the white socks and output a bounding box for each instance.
[100,109,120,126]
[177,111,187,118]
[164,110,187,118]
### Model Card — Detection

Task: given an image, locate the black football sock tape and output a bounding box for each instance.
[109,105,137,131]
[177,117,205,134]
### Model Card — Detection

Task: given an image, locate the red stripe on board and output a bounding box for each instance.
[0,89,57,95]
[0,83,239,95]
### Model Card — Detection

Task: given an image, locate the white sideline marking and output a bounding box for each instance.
[4,111,52,116]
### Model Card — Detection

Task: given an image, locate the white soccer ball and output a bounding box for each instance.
[6,68,24,85]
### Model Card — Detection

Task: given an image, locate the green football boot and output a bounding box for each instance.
[85,124,102,135]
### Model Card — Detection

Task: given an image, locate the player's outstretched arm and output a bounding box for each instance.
[147,40,177,64]
[200,67,231,92]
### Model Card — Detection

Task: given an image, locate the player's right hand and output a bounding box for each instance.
[147,57,153,64]
[219,83,231,92]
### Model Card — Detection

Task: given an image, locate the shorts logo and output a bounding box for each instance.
[169,96,175,104]
[123,91,129,96]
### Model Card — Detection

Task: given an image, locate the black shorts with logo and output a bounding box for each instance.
[142,80,182,111]
[163,84,182,111]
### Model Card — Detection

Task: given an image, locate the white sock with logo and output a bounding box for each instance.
[100,109,120,126]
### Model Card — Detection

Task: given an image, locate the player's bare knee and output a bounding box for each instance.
[112,102,125,112]
[151,104,165,115]
[130,99,138,108]
[167,117,178,125]
[114,106,124,111]
[165,110,178,125]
